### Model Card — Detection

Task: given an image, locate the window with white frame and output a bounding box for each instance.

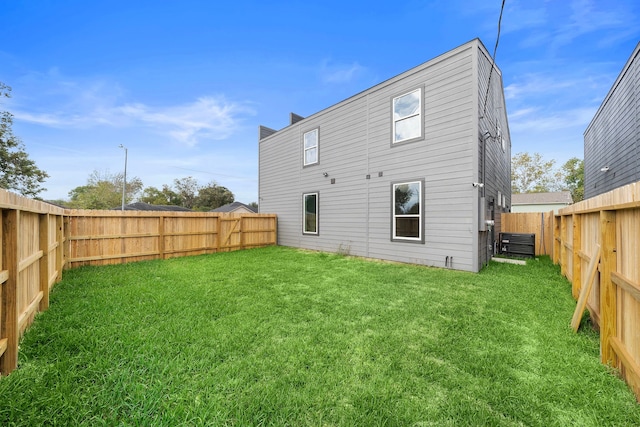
[303,128,319,166]
[303,192,318,234]
[393,88,422,143]
[392,180,423,241]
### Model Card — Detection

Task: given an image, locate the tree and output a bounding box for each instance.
[511,152,563,193]
[248,201,258,211]
[0,82,49,197]
[394,183,418,213]
[172,176,200,209]
[194,182,235,211]
[562,157,584,202]
[140,185,181,206]
[139,177,235,211]
[68,170,143,209]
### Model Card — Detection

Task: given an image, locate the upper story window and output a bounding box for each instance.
[392,180,423,242]
[303,128,319,166]
[393,88,422,144]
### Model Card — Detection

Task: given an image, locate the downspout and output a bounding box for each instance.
[483,130,492,265]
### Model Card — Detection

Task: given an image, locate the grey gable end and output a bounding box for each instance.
[258,39,511,272]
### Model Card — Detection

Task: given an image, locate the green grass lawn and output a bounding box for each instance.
[1,246,639,426]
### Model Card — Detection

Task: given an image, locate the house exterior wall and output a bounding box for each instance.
[511,203,569,213]
[476,43,512,266]
[584,42,640,199]
[259,39,510,272]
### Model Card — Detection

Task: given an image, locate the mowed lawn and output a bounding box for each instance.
[1,246,639,426]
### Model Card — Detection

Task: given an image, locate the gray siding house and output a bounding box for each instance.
[584,42,640,199]
[259,39,511,272]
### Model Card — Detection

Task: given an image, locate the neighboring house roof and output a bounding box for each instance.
[114,202,192,211]
[512,192,573,205]
[210,202,257,213]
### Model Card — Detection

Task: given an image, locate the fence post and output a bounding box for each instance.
[560,216,567,277]
[63,216,71,270]
[0,209,4,365]
[216,214,221,252]
[272,215,278,246]
[56,215,64,279]
[158,215,165,260]
[600,210,617,366]
[553,214,561,264]
[120,213,126,264]
[572,214,582,299]
[1,209,19,374]
[39,213,50,311]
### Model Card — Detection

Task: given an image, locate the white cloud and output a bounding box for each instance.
[506,0,638,51]
[10,71,254,146]
[504,75,574,100]
[509,106,597,132]
[320,60,365,84]
[501,2,548,34]
[504,68,617,105]
[551,0,628,47]
[118,97,252,146]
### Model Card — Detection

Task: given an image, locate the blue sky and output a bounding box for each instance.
[1,0,639,203]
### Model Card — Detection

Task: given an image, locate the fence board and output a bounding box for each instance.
[1,188,277,376]
[500,211,554,256]
[1,189,65,375]
[555,180,640,401]
[582,213,600,318]
[39,214,50,311]
[65,211,277,268]
[572,215,582,300]
[571,244,600,331]
[1,209,19,373]
[0,211,4,362]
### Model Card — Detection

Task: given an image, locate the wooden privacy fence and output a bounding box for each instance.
[65,210,277,268]
[1,187,277,376]
[500,211,555,256]
[555,181,640,401]
[0,189,65,375]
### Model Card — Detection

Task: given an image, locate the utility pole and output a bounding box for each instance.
[119,144,128,211]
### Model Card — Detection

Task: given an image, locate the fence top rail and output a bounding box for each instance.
[0,188,65,215]
[558,181,640,216]
[65,209,276,218]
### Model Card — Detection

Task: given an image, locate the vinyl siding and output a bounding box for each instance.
[259,39,510,272]
[475,41,512,267]
[584,43,640,198]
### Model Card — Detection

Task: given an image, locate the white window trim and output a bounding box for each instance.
[392,180,424,242]
[392,88,423,144]
[303,128,319,166]
[302,192,319,235]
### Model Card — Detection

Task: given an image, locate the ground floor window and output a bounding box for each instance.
[303,192,318,235]
[392,180,423,242]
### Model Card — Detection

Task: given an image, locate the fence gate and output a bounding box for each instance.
[219,216,242,251]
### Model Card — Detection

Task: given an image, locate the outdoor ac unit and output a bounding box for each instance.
[499,233,535,258]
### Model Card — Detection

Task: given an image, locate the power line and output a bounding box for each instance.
[170,165,257,182]
[482,0,507,120]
